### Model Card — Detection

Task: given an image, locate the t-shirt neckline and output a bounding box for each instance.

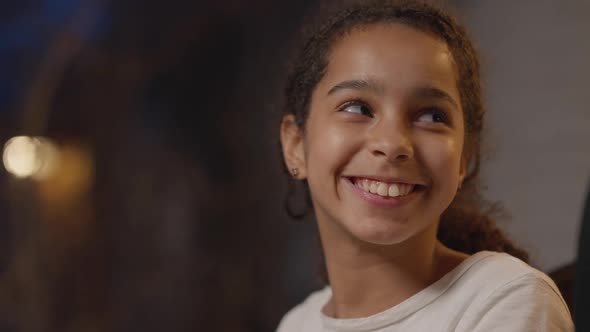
[320,250,497,331]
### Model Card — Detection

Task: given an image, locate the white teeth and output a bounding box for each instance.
[388,184,400,197]
[398,184,407,196]
[362,180,370,192]
[369,182,378,194]
[355,178,416,197]
[400,184,408,196]
[377,183,388,196]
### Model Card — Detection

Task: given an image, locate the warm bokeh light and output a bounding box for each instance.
[2,136,41,178]
[2,136,60,179]
[37,144,94,206]
[32,137,60,180]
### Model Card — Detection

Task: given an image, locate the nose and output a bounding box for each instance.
[367,117,414,163]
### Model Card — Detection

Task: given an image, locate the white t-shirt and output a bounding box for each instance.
[277,251,574,332]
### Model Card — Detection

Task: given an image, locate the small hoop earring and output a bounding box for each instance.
[290,168,299,178]
[285,176,311,219]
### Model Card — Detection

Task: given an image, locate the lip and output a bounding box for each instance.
[342,177,423,207]
[345,175,425,186]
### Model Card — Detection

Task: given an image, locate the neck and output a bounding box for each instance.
[319,220,463,318]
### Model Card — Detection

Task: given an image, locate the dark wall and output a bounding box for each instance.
[0,1,323,331]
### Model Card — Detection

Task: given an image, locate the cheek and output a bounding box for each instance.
[419,135,464,185]
[305,122,359,175]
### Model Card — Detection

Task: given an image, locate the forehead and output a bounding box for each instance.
[319,23,459,97]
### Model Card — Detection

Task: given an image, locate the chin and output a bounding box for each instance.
[346,216,417,246]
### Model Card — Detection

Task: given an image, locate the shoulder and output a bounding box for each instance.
[462,251,549,282]
[276,287,330,332]
[454,251,574,332]
[452,251,560,294]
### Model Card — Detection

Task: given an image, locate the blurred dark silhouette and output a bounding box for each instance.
[575,182,590,329]
[549,263,575,313]
[0,0,322,331]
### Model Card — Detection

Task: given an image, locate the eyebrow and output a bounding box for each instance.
[412,86,460,110]
[327,78,385,96]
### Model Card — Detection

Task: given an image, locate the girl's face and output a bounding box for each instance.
[282,23,466,246]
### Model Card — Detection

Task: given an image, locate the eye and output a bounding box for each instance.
[338,101,373,117]
[416,107,448,124]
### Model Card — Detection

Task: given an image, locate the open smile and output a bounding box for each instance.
[342,176,426,207]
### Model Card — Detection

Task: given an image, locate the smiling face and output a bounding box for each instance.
[281,23,466,247]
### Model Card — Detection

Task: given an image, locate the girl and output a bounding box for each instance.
[277,0,574,331]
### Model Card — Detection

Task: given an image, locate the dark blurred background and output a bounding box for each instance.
[0,1,588,331]
[0,1,323,331]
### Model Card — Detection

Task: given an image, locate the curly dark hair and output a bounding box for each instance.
[281,0,529,262]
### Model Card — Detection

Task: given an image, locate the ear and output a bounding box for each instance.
[280,114,307,179]
[459,155,467,188]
